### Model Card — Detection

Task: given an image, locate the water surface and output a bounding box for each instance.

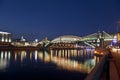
[0,49,101,80]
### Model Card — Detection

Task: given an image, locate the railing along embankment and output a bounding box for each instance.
[85,50,108,80]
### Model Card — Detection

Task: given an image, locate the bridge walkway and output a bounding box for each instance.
[85,48,120,80]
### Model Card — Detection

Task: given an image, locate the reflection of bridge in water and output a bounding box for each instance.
[0,49,102,73]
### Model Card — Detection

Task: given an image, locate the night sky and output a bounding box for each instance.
[0,0,120,40]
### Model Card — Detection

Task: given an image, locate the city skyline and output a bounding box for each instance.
[0,0,120,40]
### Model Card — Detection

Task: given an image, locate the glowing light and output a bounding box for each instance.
[0,59,7,70]
[113,35,117,43]
[94,50,97,54]
[8,52,11,60]
[97,39,100,42]
[9,39,11,42]
[5,52,7,59]
[100,52,103,54]
[58,52,61,57]
[2,37,4,42]
[15,53,17,61]
[38,53,43,60]
[35,39,38,42]
[5,39,8,42]
[110,42,113,46]
[30,52,32,60]
[21,51,26,62]
[1,51,4,59]
[112,48,120,53]
[35,50,38,61]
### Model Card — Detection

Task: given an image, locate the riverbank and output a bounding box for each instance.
[86,47,120,80]
[0,46,41,50]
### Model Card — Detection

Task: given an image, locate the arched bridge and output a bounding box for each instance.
[36,31,113,48]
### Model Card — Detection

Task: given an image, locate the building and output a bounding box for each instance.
[0,31,12,46]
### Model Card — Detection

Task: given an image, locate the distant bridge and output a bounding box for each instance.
[81,31,113,47]
[36,31,113,48]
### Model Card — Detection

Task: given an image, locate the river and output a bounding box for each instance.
[0,49,101,80]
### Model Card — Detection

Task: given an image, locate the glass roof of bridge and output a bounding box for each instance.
[51,35,81,43]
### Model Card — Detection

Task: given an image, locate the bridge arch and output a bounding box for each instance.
[51,35,81,43]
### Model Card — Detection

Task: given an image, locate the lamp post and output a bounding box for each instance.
[116,21,120,53]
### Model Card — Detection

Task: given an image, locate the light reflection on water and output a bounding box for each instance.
[0,49,103,80]
[0,49,100,74]
[50,49,95,73]
[0,51,10,70]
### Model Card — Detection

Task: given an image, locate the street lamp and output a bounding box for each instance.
[116,21,120,53]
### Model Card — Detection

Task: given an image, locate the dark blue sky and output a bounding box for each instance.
[0,0,120,40]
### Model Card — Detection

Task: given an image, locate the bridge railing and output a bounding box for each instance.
[85,54,108,80]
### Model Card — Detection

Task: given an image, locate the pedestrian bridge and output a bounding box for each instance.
[37,31,113,48]
[81,31,113,41]
[51,31,113,43]
[49,31,113,48]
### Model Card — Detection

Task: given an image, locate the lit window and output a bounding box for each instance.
[2,37,4,42]
[9,39,11,42]
[5,39,8,42]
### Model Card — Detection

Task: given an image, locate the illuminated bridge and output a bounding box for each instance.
[39,31,113,49]
[50,35,95,49]
[81,31,113,47]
